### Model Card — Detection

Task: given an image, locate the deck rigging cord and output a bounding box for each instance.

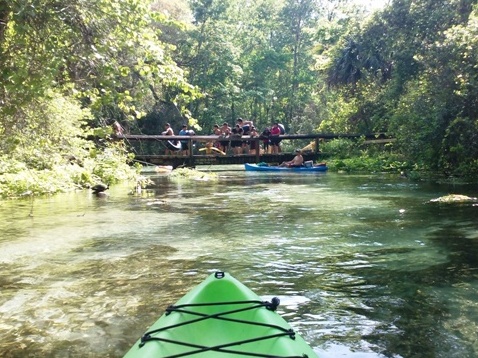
[138,299,309,358]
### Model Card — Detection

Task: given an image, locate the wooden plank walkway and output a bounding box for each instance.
[119,133,391,167]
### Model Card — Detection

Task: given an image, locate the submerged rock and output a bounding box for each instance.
[429,194,477,203]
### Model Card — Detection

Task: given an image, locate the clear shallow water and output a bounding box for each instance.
[1,169,477,357]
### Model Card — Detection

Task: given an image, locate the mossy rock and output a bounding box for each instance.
[169,168,218,182]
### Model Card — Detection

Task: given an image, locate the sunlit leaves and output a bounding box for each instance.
[0,0,198,124]
[0,0,199,196]
[322,0,478,175]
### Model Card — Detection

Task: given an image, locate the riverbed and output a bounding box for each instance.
[1,167,477,357]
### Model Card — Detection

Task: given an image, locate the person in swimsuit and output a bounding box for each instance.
[230,125,243,155]
[280,149,304,167]
[162,123,178,155]
[248,126,259,155]
[212,124,222,149]
[219,122,231,154]
[270,123,282,154]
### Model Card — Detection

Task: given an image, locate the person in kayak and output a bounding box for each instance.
[279,149,304,167]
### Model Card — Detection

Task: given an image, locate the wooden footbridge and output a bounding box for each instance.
[120,133,391,168]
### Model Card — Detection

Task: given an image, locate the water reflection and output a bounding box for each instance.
[0,171,477,357]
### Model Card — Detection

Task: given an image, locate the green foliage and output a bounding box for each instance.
[327,154,414,175]
[0,91,90,169]
[0,0,199,126]
[386,76,446,169]
[1,0,478,194]
[441,117,478,178]
[89,144,139,185]
[321,138,361,159]
[328,157,378,173]
[318,96,360,133]
[0,0,196,197]
[323,0,478,178]
[175,0,325,132]
[322,137,418,175]
[0,144,139,198]
[0,91,139,197]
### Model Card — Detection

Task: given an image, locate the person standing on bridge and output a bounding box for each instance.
[179,124,194,156]
[270,122,282,154]
[261,127,271,153]
[219,122,231,154]
[237,118,253,153]
[162,123,178,155]
[212,124,222,150]
[230,124,243,155]
[249,126,259,155]
[112,121,124,137]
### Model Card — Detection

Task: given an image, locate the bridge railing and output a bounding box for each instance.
[118,133,391,167]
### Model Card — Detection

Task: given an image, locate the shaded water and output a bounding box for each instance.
[1,167,478,357]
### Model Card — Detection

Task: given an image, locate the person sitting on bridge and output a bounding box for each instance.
[279,149,304,168]
[199,141,226,155]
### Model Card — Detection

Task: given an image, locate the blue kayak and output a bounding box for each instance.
[245,163,328,172]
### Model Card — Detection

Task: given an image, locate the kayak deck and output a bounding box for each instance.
[124,272,318,358]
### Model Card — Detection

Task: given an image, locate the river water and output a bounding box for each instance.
[1,167,477,358]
